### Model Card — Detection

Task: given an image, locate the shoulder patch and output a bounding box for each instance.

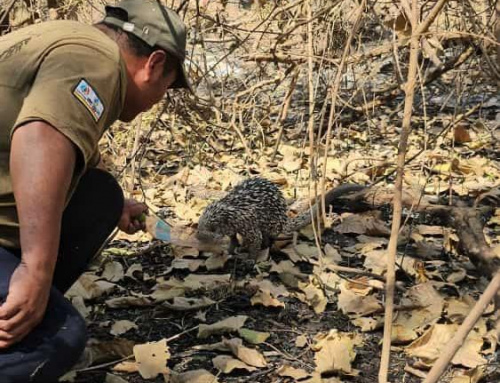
[73,79,104,122]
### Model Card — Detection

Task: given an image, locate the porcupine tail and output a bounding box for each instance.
[281,184,366,236]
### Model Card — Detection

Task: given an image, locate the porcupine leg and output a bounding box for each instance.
[240,227,263,259]
[256,234,272,262]
[228,234,239,254]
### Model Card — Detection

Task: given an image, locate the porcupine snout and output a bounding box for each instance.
[196,202,227,243]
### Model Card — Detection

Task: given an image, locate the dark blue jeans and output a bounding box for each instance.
[0,169,124,382]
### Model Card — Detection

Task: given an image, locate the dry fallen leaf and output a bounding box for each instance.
[106,295,152,308]
[282,243,320,262]
[446,269,467,284]
[279,146,303,172]
[205,253,230,270]
[297,277,328,314]
[416,225,444,236]
[454,124,472,144]
[346,277,374,296]
[295,335,308,348]
[86,338,135,366]
[170,369,219,383]
[335,213,390,236]
[313,330,363,375]
[183,274,231,290]
[363,250,421,278]
[449,366,485,383]
[112,360,139,373]
[352,317,383,332]
[270,260,307,278]
[102,261,125,282]
[324,244,342,264]
[406,324,486,368]
[110,320,138,336]
[192,341,231,352]
[238,328,270,345]
[105,373,128,383]
[337,281,382,316]
[66,273,117,300]
[250,289,285,308]
[125,263,143,279]
[315,271,342,298]
[392,282,444,343]
[163,296,216,311]
[59,371,77,382]
[362,250,387,275]
[150,285,186,302]
[277,364,310,380]
[165,258,205,273]
[198,316,248,339]
[446,296,475,323]
[223,338,267,367]
[133,339,170,379]
[212,355,257,373]
[248,279,290,298]
[195,311,207,322]
[71,296,90,319]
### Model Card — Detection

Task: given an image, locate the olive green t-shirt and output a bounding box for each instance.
[0,20,127,249]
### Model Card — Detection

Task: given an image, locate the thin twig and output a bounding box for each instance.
[75,325,200,373]
[128,116,143,196]
[379,0,420,380]
[263,341,314,370]
[0,0,18,28]
[326,264,386,282]
[305,0,322,257]
[271,67,299,161]
[319,0,366,226]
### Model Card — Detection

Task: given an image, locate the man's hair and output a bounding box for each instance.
[98,7,179,77]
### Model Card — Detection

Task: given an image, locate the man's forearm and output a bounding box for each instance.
[10,121,76,279]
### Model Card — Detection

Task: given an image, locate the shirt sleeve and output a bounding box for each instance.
[12,43,123,169]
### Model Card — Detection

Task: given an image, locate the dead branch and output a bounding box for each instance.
[422,271,500,383]
[334,186,498,276]
[415,0,452,37]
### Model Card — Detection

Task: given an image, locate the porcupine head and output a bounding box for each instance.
[196,200,236,245]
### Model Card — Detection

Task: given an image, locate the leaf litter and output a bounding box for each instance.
[67,159,500,382]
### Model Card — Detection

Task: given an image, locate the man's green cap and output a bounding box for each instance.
[104,0,191,90]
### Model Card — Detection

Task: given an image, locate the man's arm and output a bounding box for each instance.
[0,121,76,348]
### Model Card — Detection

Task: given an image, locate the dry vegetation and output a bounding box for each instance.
[1,0,500,382]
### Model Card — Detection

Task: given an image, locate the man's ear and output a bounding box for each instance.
[146,50,167,81]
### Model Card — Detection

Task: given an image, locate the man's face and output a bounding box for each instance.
[120,50,178,122]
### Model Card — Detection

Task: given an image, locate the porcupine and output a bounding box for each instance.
[196,177,365,258]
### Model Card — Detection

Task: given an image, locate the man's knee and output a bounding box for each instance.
[29,316,87,382]
[0,292,88,383]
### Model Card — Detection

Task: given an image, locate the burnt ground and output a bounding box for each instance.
[70,227,500,383]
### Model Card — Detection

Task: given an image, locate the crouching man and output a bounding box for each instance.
[0,1,191,381]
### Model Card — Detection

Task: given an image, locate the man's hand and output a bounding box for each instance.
[0,263,52,348]
[118,199,148,234]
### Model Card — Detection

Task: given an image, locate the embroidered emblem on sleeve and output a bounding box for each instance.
[73,79,105,122]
